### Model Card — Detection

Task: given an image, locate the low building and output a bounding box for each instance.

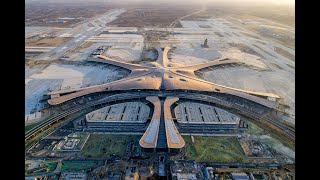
[85,102,150,132]
[231,172,250,180]
[59,172,87,180]
[204,167,215,180]
[174,102,247,133]
[170,160,203,180]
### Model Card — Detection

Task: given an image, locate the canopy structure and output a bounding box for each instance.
[48,47,279,108]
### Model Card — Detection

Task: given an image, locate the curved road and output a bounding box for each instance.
[25,91,294,142]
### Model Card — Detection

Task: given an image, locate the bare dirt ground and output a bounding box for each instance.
[25,3,115,28]
[73,42,95,51]
[275,47,295,61]
[26,37,72,47]
[184,4,294,26]
[242,5,294,27]
[182,8,226,20]
[108,5,201,27]
[181,5,294,49]
[228,43,264,58]
[226,15,295,49]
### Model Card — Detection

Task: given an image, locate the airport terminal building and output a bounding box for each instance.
[84,97,247,153]
[85,102,150,132]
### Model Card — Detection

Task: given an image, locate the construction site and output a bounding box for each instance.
[25,1,295,179]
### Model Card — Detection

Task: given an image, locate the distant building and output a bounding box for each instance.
[25,111,42,122]
[59,172,87,180]
[202,38,209,48]
[231,172,250,180]
[204,167,215,180]
[170,160,203,180]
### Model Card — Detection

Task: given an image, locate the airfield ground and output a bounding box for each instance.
[25,2,115,27]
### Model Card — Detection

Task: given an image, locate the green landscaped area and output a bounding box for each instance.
[25,164,29,172]
[245,119,295,151]
[25,161,58,176]
[44,161,58,172]
[25,122,40,133]
[246,120,268,136]
[25,114,54,133]
[81,134,140,158]
[61,160,100,172]
[183,136,247,162]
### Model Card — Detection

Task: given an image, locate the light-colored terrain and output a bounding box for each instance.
[25,9,294,124]
[259,135,295,159]
[25,9,126,61]
[167,18,294,123]
[25,63,128,114]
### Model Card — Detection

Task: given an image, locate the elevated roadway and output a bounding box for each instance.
[26,91,294,142]
[164,97,185,150]
[139,96,161,149]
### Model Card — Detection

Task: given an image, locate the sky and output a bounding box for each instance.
[26,0,295,6]
[211,0,293,5]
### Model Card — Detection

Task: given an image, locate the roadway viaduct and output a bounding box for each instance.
[25,91,294,144]
[139,96,161,149]
[139,96,185,151]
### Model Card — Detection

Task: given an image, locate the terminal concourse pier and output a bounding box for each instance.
[83,96,248,153]
[44,47,284,153]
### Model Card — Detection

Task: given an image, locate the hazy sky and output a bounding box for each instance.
[26,0,295,6]
[204,0,294,5]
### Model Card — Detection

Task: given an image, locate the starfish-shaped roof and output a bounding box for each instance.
[47,47,280,108]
